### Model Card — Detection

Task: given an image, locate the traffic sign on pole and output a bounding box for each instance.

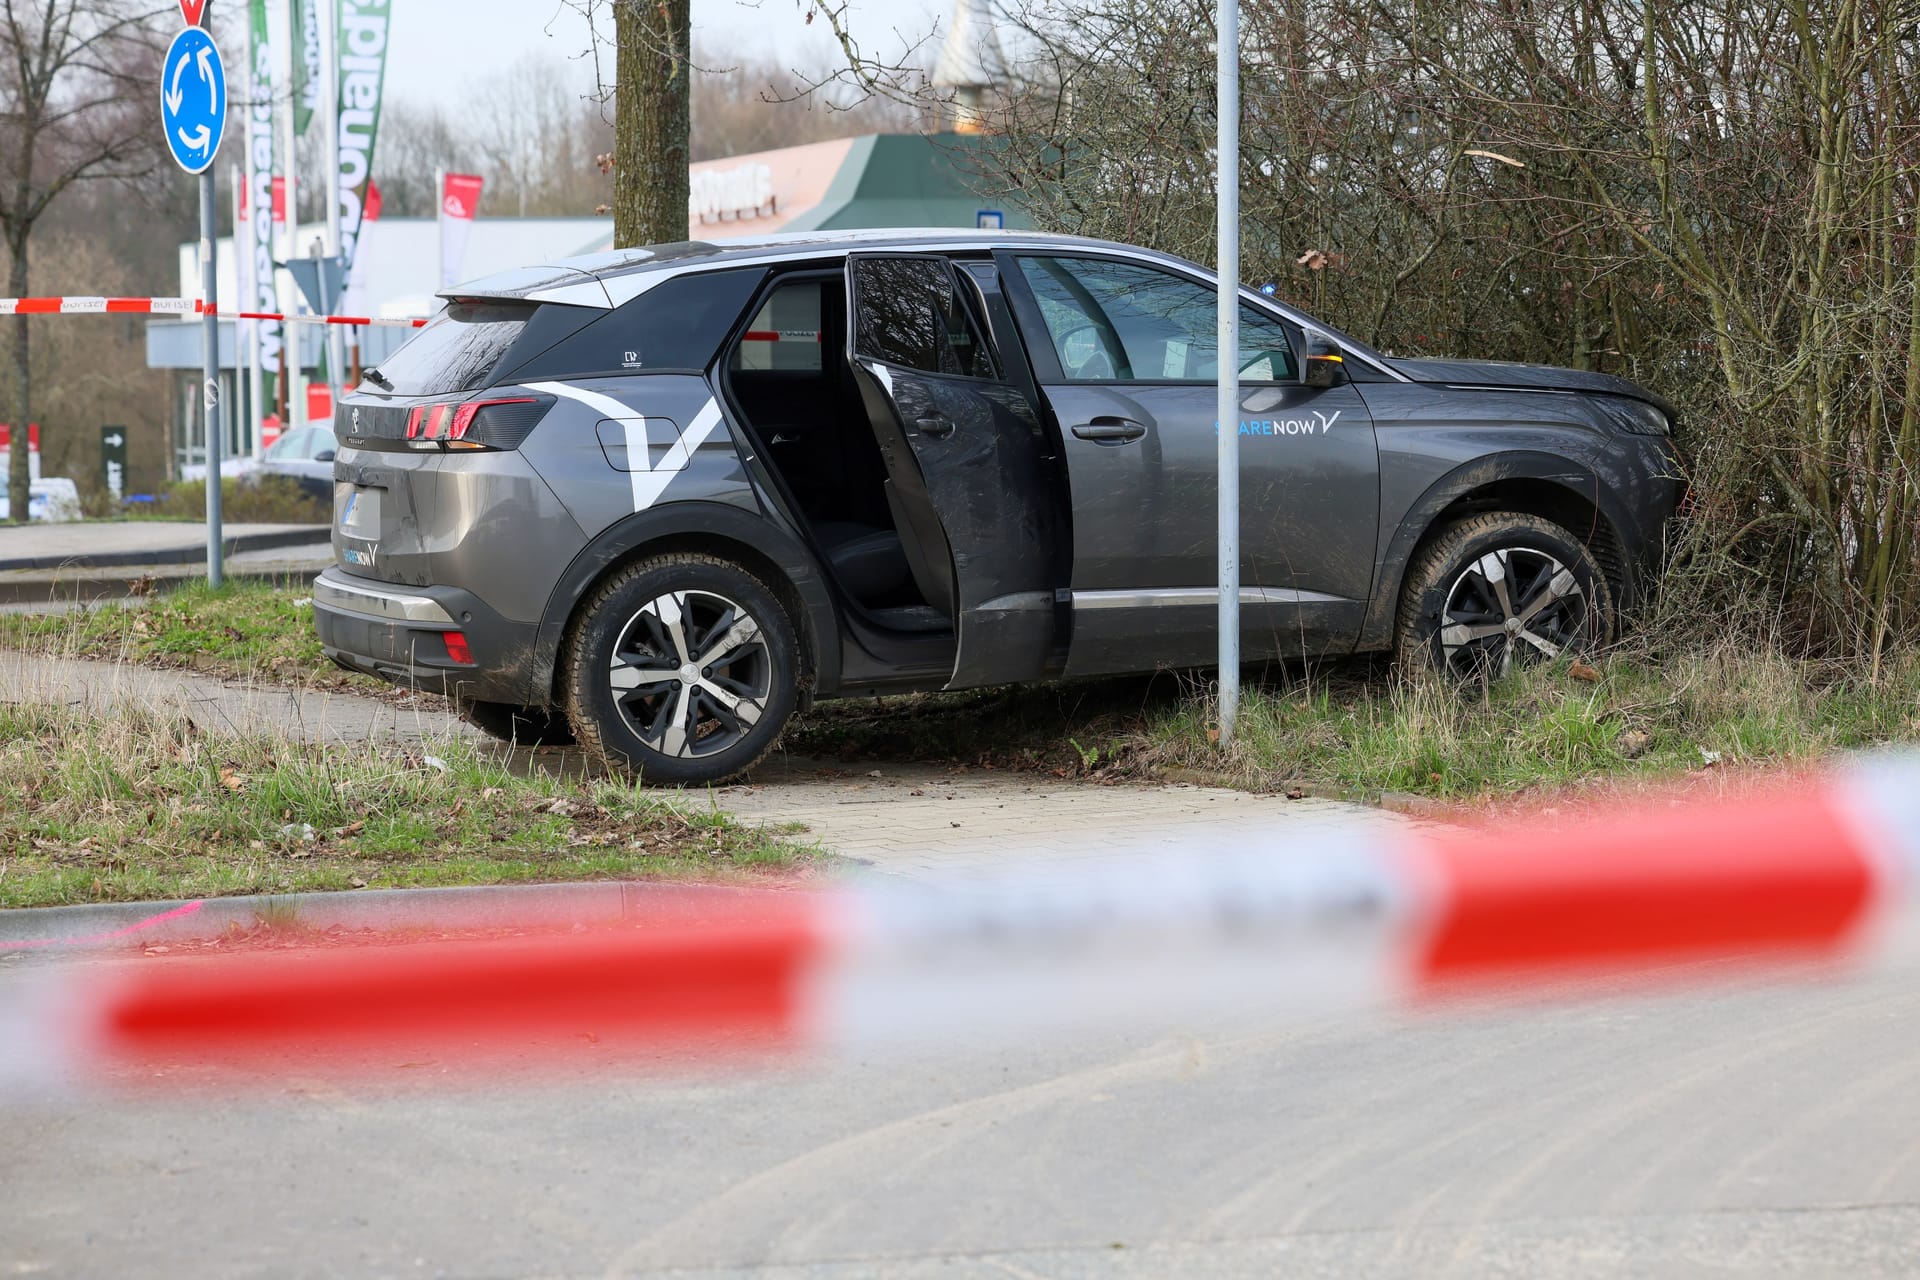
[160,12,227,585]
[161,27,226,176]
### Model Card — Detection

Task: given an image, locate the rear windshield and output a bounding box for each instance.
[371,303,533,396]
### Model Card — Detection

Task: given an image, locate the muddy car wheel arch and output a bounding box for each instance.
[1394,511,1614,676]
[530,501,841,707]
[561,552,800,785]
[1361,452,1631,653]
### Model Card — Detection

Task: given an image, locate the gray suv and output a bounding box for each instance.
[315,230,1684,784]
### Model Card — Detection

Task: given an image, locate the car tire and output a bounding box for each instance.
[560,553,798,786]
[1395,511,1614,679]
[458,699,576,747]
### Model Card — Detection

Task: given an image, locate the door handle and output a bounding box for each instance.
[1072,417,1147,443]
[915,414,956,439]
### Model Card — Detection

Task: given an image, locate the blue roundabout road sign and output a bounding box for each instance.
[161,26,226,175]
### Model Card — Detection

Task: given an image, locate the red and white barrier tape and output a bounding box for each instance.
[5,754,1919,1090]
[0,296,428,328]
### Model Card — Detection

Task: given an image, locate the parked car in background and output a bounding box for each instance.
[315,229,1685,785]
[256,424,337,502]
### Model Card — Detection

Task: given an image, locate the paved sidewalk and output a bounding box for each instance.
[0,520,326,571]
[0,650,462,745]
[717,757,1404,880]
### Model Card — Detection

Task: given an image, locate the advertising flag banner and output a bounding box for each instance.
[339,180,382,319]
[245,0,281,401]
[337,0,391,275]
[292,0,322,137]
[439,172,484,290]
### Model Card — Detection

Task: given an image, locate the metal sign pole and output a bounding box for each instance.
[201,170,223,588]
[1215,0,1240,745]
[163,2,229,586]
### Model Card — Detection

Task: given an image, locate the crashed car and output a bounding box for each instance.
[315,229,1684,784]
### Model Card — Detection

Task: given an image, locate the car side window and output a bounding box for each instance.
[1015,256,1298,384]
[730,280,825,373]
[850,256,997,380]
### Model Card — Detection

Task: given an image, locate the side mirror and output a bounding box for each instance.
[314,449,337,463]
[1302,332,1345,389]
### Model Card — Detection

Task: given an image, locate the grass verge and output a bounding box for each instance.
[0,580,377,692]
[14,580,1912,807]
[785,647,1920,805]
[0,700,822,909]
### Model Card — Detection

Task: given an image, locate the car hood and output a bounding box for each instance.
[1390,357,1676,418]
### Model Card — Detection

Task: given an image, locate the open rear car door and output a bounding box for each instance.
[844,253,1064,689]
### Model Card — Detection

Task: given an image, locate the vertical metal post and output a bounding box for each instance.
[201,171,224,588]
[231,162,262,460]
[1215,0,1240,744]
[279,0,305,433]
[318,0,346,394]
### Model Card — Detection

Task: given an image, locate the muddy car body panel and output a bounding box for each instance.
[312,229,1686,782]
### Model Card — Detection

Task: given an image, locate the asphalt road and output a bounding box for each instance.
[7,964,1919,1278]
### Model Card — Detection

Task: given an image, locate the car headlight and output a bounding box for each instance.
[1598,397,1672,436]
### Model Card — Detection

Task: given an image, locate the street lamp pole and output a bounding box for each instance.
[1216,0,1240,745]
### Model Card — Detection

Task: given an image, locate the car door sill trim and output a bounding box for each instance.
[1072,586,1349,609]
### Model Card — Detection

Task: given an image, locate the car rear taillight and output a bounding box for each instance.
[448,397,538,444]
[405,395,551,451]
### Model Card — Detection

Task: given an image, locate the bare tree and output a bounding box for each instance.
[0,0,167,521]
[689,43,924,162]
[804,0,1920,661]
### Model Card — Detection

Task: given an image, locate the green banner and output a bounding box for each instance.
[293,0,321,137]
[337,0,391,272]
[245,0,281,406]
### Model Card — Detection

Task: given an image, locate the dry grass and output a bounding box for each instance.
[0,698,823,909]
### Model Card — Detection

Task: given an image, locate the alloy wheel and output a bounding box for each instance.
[1437,546,1589,679]
[607,589,773,758]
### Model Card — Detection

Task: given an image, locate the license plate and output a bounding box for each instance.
[339,486,380,538]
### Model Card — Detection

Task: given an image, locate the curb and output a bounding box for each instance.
[0,880,767,957]
[0,557,328,605]
[0,526,328,573]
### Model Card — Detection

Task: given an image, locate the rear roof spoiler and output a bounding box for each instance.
[437,265,613,311]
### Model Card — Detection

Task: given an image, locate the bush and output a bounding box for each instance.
[146,475,329,524]
[955,0,1920,662]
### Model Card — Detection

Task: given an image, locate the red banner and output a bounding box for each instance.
[439,173,485,290]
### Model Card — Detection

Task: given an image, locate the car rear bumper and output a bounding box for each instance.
[312,567,542,704]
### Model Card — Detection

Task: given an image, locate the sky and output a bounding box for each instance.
[383,0,953,110]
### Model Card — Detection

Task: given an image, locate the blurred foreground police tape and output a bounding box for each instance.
[6,755,1920,1091]
[0,295,426,327]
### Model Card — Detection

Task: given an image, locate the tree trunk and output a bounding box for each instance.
[613,0,691,250]
[6,233,28,524]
